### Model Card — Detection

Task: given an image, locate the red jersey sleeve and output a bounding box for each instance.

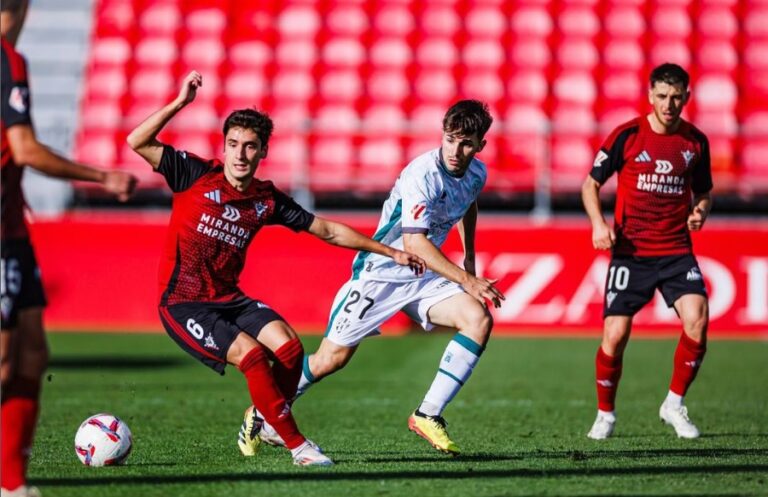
[590,120,640,185]
[156,144,215,192]
[1,38,32,129]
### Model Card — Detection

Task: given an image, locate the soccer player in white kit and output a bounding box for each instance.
[239,100,504,456]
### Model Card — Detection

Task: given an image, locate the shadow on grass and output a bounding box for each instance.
[49,356,186,370]
[33,463,768,487]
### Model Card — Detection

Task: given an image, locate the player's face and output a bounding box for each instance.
[440,130,485,175]
[223,127,267,188]
[648,81,689,130]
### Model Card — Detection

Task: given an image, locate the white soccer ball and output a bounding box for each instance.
[74,413,133,467]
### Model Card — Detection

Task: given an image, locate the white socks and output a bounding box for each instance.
[419,334,483,417]
[664,390,684,409]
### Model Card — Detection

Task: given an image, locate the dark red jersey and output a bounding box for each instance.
[590,116,713,256]
[1,36,33,240]
[157,145,315,305]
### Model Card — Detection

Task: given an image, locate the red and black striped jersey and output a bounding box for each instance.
[1,36,33,240]
[590,116,713,257]
[156,145,314,305]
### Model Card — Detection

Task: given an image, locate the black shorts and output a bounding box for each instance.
[603,254,707,318]
[158,296,285,375]
[1,239,47,329]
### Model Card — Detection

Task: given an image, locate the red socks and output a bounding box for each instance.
[595,347,623,412]
[239,346,305,450]
[271,338,303,402]
[1,378,41,491]
[670,333,707,396]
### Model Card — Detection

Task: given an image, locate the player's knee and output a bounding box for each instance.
[683,312,708,342]
[18,344,49,378]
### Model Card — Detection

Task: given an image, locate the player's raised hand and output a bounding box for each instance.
[392,249,426,276]
[176,71,202,106]
[102,170,138,202]
[687,206,707,231]
[462,276,505,309]
[592,220,616,250]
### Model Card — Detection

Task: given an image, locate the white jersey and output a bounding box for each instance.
[351,148,487,282]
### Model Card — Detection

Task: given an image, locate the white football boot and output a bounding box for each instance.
[291,440,334,467]
[258,416,287,447]
[659,403,700,439]
[587,411,616,440]
[1,486,42,497]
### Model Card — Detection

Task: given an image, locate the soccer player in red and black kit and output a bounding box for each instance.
[126,71,426,466]
[582,63,713,440]
[1,2,137,495]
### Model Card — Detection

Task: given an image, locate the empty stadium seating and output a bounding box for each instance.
[74,0,766,196]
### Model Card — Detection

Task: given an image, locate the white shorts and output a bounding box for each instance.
[324,275,465,347]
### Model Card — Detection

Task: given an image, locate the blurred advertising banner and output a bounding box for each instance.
[30,214,767,337]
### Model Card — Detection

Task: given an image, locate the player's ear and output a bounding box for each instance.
[260,144,269,159]
[477,139,486,153]
[647,87,654,105]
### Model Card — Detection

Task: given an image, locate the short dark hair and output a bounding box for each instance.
[650,63,690,90]
[442,100,493,140]
[0,0,25,13]
[222,108,274,147]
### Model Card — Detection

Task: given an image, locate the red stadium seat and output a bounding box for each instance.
[185,7,227,36]
[510,6,553,37]
[744,41,768,71]
[418,5,461,37]
[361,104,407,133]
[603,6,645,38]
[325,4,369,36]
[271,70,315,103]
[261,133,305,190]
[551,105,596,136]
[552,71,597,105]
[79,99,122,131]
[365,70,410,104]
[460,71,504,104]
[276,5,320,38]
[224,70,270,103]
[557,7,600,37]
[85,67,127,100]
[504,105,549,134]
[133,36,177,67]
[90,37,132,68]
[649,39,691,67]
[95,0,135,37]
[409,104,447,132]
[228,40,273,69]
[462,39,505,69]
[602,40,644,71]
[697,6,737,38]
[739,137,768,194]
[744,8,768,39]
[551,136,594,192]
[129,68,174,100]
[275,39,317,69]
[465,6,507,38]
[138,2,182,36]
[322,37,366,68]
[75,131,118,168]
[369,37,413,69]
[267,102,310,132]
[318,69,363,103]
[695,41,738,72]
[506,70,548,105]
[357,136,404,191]
[650,6,692,38]
[308,135,355,191]
[415,38,458,69]
[313,104,360,133]
[509,38,551,69]
[600,71,644,105]
[372,5,414,37]
[556,38,599,70]
[182,37,225,71]
[413,69,456,105]
[694,74,738,112]
[597,106,638,135]
[171,132,215,159]
[167,103,219,132]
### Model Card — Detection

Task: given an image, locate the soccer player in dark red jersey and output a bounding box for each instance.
[1,2,137,495]
[582,63,713,440]
[125,71,426,466]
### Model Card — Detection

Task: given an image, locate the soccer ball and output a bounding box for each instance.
[74,413,133,467]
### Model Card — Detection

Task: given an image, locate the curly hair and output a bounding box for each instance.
[650,63,690,90]
[442,100,493,140]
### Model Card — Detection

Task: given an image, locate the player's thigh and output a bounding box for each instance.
[603,256,656,318]
[229,298,294,353]
[324,279,411,348]
[659,255,708,310]
[425,290,492,343]
[15,306,48,378]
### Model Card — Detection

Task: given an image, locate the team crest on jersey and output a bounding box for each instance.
[9,86,28,114]
[204,189,221,203]
[253,201,268,219]
[222,205,241,222]
[681,150,695,168]
[411,203,427,220]
[203,333,219,351]
[593,150,608,168]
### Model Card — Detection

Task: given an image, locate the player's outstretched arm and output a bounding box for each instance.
[126,70,202,169]
[687,192,712,232]
[456,201,478,275]
[307,217,426,276]
[581,175,615,250]
[5,124,137,201]
[403,232,504,308]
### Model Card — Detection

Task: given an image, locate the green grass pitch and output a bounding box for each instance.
[29,332,767,497]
